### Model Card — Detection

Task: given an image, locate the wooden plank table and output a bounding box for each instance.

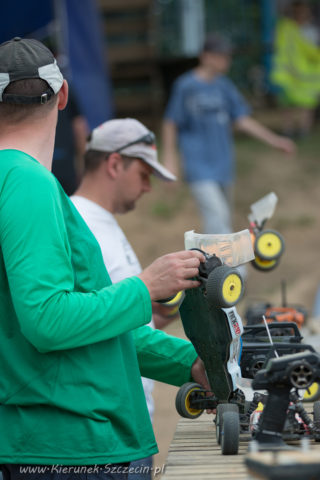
[161,406,320,480]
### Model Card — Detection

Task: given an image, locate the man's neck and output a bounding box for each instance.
[74,177,116,214]
[0,114,57,171]
[194,65,218,82]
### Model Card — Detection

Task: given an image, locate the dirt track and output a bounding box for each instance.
[116,121,320,474]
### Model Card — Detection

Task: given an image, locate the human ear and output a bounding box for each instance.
[105,153,123,179]
[57,80,69,111]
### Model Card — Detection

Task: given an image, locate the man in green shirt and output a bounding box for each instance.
[0,38,207,480]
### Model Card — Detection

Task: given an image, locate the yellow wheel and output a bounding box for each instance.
[163,291,185,317]
[175,382,203,419]
[303,382,320,402]
[222,273,243,305]
[206,266,243,308]
[254,230,284,261]
[251,255,279,272]
[164,291,184,306]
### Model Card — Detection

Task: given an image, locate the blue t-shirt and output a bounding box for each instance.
[164,71,250,184]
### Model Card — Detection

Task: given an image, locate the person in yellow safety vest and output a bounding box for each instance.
[271,1,320,137]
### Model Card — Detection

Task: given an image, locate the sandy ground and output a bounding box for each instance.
[116,121,320,475]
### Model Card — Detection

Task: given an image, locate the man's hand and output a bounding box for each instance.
[191,357,215,414]
[272,135,296,154]
[235,116,296,154]
[138,250,205,301]
[191,356,210,390]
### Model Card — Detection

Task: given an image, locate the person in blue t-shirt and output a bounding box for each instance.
[162,33,296,235]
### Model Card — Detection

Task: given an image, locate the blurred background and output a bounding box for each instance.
[2,0,319,130]
[2,0,320,476]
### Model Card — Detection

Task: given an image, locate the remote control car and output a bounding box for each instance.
[174,195,317,455]
[175,230,254,455]
[244,281,320,401]
[240,322,315,379]
[252,351,320,448]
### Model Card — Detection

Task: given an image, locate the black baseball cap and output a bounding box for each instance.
[202,33,233,55]
[0,37,64,104]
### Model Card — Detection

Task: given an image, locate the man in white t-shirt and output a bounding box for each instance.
[71,118,177,479]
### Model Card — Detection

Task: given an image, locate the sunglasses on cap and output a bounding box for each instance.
[115,131,156,153]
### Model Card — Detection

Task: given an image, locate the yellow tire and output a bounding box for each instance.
[303,382,320,402]
[175,382,203,419]
[251,255,279,272]
[206,266,243,308]
[164,291,184,307]
[254,230,285,261]
[163,291,185,317]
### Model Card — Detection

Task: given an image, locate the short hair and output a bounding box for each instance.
[83,150,106,172]
[0,78,57,124]
[84,149,134,173]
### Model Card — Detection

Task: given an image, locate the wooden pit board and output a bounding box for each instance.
[161,405,320,480]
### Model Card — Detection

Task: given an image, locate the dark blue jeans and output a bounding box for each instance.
[1,464,130,480]
[128,457,152,480]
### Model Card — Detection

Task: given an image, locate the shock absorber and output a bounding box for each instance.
[290,390,313,429]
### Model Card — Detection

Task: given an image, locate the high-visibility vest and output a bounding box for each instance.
[271,18,320,108]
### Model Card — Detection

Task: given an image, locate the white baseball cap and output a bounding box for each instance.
[86,118,176,182]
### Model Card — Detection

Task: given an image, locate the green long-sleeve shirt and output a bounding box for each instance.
[0,150,197,465]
